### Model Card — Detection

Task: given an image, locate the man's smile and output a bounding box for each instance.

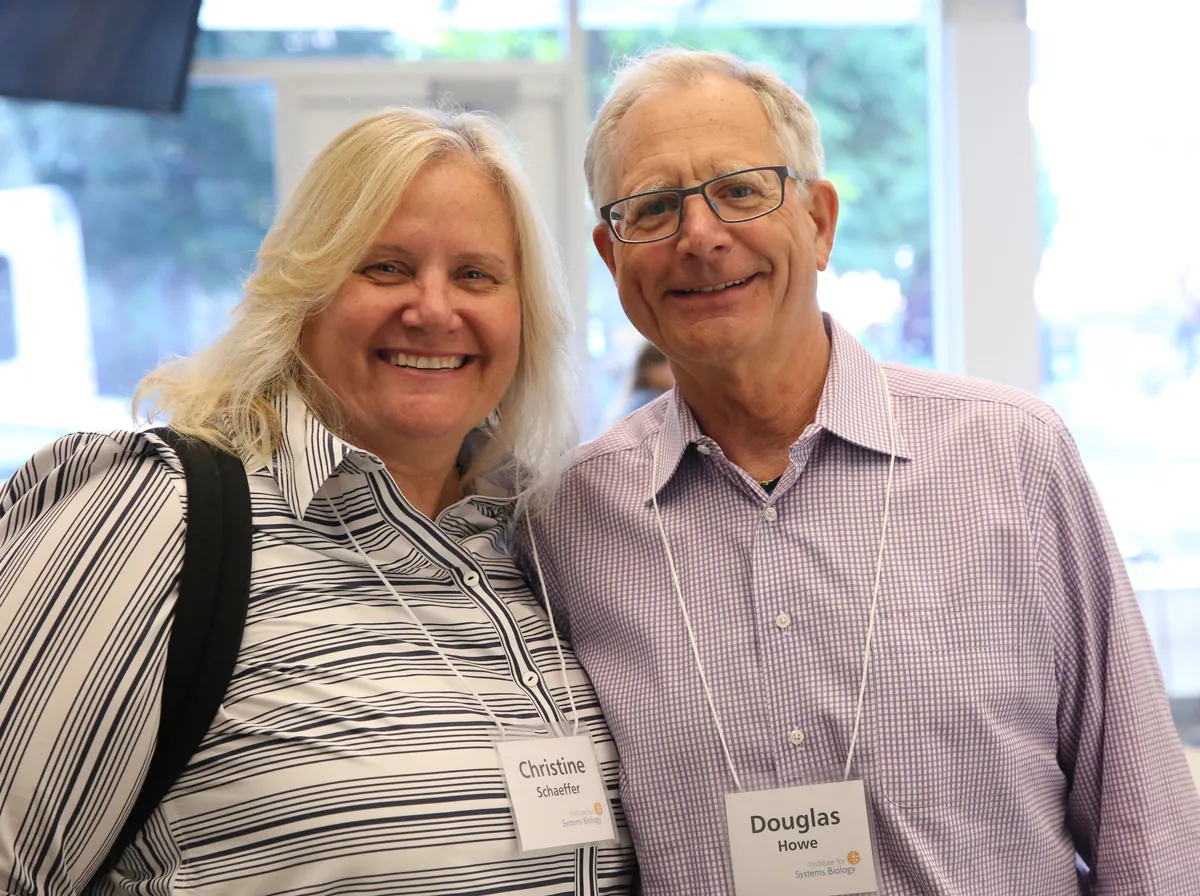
[666,272,761,297]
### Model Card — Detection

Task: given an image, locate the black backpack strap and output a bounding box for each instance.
[95,428,252,878]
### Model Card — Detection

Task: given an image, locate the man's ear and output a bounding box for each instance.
[593,223,617,278]
[806,180,840,271]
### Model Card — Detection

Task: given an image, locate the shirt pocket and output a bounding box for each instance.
[865,602,1053,810]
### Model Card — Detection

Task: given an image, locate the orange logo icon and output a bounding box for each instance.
[594,802,604,816]
[847,851,861,866]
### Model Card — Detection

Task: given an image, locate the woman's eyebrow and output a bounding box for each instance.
[360,242,409,260]
[456,251,512,270]
[359,244,513,273]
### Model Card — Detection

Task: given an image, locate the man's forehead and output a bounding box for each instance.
[607,76,777,194]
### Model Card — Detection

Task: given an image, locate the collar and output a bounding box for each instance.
[646,313,912,499]
[262,388,514,521]
[263,388,361,520]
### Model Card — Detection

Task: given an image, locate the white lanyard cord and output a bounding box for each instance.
[326,495,576,741]
[651,424,745,792]
[523,511,581,738]
[842,365,896,781]
[650,365,896,791]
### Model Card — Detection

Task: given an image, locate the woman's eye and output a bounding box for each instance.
[460,269,491,282]
[358,261,411,279]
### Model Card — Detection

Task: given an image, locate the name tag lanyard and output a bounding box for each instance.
[650,368,896,893]
[648,365,897,791]
[326,498,618,854]
[326,496,579,739]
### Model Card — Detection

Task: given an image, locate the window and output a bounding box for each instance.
[0,85,274,479]
[192,1,934,438]
[196,0,565,61]
[581,2,932,433]
[0,257,13,361]
[1030,1,1200,745]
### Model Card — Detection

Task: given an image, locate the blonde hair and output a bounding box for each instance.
[136,106,577,496]
[585,47,825,212]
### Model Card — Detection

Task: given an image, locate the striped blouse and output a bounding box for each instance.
[0,389,634,895]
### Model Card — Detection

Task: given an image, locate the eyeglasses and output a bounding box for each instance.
[599,165,800,245]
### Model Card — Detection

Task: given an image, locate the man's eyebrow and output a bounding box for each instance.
[712,161,758,178]
[624,163,760,197]
[625,179,672,196]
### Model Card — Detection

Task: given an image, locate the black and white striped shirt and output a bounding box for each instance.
[0,390,634,895]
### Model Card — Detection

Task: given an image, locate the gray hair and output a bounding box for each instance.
[585,47,825,213]
[136,105,577,500]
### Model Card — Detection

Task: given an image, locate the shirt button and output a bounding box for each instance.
[775,612,792,630]
[522,670,540,686]
[788,728,806,747]
[463,571,480,586]
[764,507,777,522]
[696,444,711,455]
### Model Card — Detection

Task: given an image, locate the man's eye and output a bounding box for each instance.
[718,184,760,201]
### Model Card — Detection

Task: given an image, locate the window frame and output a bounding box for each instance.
[188,0,1199,784]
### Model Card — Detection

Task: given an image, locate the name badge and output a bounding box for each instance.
[725,780,878,895]
[496,734,617,854]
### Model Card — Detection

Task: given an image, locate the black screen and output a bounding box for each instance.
[0,0,202,113]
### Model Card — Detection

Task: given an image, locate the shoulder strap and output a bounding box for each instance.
[96,428,252,878]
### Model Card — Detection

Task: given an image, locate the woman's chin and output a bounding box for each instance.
[351,407,483,455]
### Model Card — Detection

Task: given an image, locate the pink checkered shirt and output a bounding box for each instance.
[522,316,1200,894]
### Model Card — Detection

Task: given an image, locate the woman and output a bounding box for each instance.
[0,107,634,893]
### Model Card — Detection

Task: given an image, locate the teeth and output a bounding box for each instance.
[390,353,466,370]
[682,277,748,294]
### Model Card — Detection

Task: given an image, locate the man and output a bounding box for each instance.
[520,48,1200,894]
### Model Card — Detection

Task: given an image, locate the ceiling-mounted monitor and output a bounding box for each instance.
[0,0,203,113]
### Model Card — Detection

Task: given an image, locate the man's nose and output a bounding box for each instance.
[675,193,731,256]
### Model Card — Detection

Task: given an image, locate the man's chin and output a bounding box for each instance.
[664,320,762,363]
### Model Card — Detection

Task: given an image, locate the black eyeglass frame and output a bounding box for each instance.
[599,165,802,245]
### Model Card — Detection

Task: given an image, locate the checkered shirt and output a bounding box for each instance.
[520,316,1200,895]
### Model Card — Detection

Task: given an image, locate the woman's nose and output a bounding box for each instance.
[400,277,458,330]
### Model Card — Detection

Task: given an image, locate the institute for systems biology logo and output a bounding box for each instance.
[594,802,604,817]
[846,851,861,866]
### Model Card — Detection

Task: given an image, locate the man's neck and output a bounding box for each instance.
[673,329,831,483]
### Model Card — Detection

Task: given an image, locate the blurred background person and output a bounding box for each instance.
[623,341,675,415]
